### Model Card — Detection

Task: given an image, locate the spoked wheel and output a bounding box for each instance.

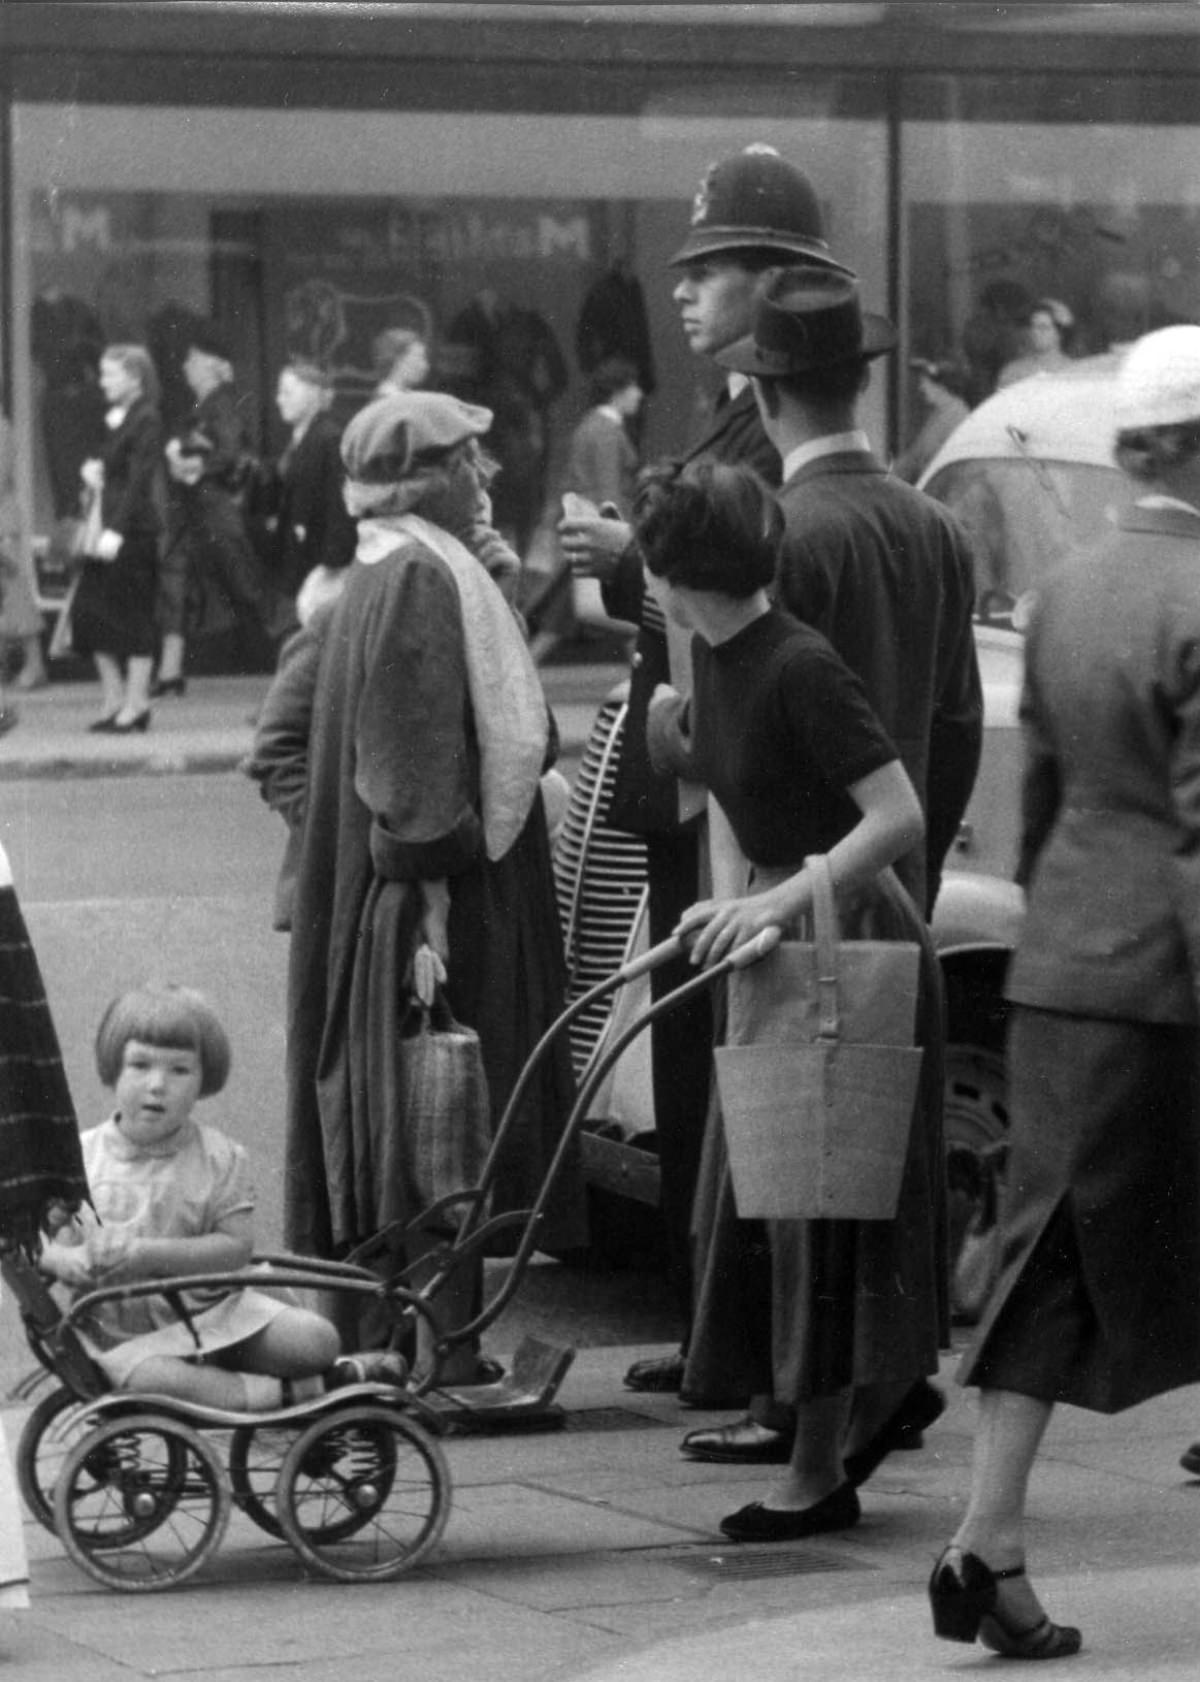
[228,1424,289,1539]
[276,1404,450,1581]
[53,1413,231,1591]
[17,1386,106,1535]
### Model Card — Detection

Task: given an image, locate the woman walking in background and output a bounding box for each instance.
[72,343,164,732]
[262,360,356,630]
[930,326,1200,1662]
[159,325,276,688]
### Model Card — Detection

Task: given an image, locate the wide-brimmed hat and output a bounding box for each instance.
[715,266,896,377]
[341,391,493,483]
[1114,324,1200,431]
[668,145,851,273]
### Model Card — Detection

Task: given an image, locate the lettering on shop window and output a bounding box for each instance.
[387,209,590,266]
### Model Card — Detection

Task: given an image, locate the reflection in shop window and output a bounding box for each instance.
[900,99,1200,454]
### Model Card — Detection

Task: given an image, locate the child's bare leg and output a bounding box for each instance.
[123,1354,254,1410]
[235,1309,340,1378]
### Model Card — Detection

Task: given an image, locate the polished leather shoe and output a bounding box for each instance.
[1180,1440,1200,1476]
[624,1352,686,1393]
[719,1483,860,1542]
[110,711,151,734]
[150,676,187,698]
[681,1419,793,1464]
[844,1378,946,1487]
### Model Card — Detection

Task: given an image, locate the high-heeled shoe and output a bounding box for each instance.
[88,714,120,733]
[150,676,186,699]
[109,711,151,734]
[929,1546,1081,1659]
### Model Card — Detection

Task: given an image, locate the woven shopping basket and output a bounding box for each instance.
[714,854,924,1221]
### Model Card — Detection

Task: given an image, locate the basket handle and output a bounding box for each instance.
[804,853,841,1040]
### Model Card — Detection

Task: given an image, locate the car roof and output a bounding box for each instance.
[920,351,1127,484]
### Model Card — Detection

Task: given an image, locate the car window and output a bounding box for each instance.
[925,458,1135,626]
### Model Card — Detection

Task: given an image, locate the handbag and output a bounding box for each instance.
[385,989,492,1229]
[714,853,924,1221]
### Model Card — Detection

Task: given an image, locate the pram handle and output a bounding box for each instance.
[618,923,781,981]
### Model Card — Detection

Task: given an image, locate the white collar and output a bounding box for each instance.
[726,372,750,400]
[783,429,871,482]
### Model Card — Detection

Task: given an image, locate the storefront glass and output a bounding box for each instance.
[898,76,1200,476]
[11,93,887,564]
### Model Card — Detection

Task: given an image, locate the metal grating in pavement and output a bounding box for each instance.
[563,1406,662,1432]
[668,1544,875,1580]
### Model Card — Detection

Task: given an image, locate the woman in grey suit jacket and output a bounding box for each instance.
[930,326,1200,1661]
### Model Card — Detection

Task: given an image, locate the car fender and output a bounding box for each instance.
[931,870,1025,959]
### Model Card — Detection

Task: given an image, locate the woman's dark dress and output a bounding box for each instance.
[680,608,948,1404]
[71,397,163,660]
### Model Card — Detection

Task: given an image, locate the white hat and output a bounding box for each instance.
[1114,325,1200,431]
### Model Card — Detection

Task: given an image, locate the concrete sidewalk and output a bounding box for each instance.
[0,662,622,781]
[4,1338,1200,1681]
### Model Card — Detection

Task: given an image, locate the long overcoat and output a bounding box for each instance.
[283,527,582,1259]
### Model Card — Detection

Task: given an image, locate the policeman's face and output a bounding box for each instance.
[672,259,761,359]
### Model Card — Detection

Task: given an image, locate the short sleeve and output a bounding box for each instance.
[776,636,898,791]
[203,1129,256,1228]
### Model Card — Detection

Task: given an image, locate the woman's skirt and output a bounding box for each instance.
[683,866,948,1406]
[71,533,158,660]
[959,1006,1200,1413]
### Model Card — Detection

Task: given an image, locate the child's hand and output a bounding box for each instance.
[85,1227,138,1279]
[40,1247,94,1290]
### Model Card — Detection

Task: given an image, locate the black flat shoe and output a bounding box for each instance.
[844,1378,946,1487]
[624,1352,685,1393]
[681,1419,793,1463]
[719,1483,860,1542]
[929,1546,1081,1659]
[88,714,120,733]
[1180,1440,1200,1476]
[109,711,151,734]
[150,676,186,698]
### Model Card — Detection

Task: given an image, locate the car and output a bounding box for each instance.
[553,354,1132,1307]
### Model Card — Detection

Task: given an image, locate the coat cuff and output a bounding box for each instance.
[370,806,483,880]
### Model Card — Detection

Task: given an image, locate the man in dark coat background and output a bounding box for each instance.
[558,146,851,1403]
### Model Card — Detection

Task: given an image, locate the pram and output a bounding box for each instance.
[2,924,778,1591]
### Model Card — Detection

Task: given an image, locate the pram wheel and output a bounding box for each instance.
[276,1403,449,1581]
[228,1423,288,1539]
[17,1385,104,1534]
[53,1413,231,1591]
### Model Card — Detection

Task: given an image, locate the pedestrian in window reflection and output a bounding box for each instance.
[932,325,1200,1661]
[372,328,431,397]
[259,361,356,632]
[892,358,970,484]
[997,298,1075,389]
[73,344,164,733]
[158,326,277,689]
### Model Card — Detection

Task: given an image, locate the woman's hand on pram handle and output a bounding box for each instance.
[617,922,781,983]
[675,891,789,969]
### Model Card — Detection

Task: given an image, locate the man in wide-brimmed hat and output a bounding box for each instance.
[559,148,852,1407]
[673,265,983,1538]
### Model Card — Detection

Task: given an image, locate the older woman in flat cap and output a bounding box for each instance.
[279,390,581,1382]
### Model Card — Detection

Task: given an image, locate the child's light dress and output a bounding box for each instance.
[69,1115,288,1386]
